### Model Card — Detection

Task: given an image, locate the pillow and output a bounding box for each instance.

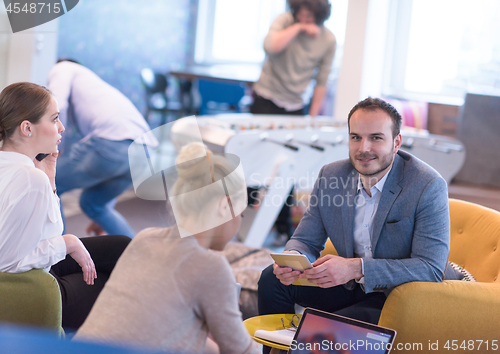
[383,98,428,130]
[218,242,274,319]
[444,261,477,281]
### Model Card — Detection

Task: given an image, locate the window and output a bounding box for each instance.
[385,0,500,104]
[195,0,348,66]
[323,0,348,74]
[195,0,286,64]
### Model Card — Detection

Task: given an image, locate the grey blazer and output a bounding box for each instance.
[285,150,450,294]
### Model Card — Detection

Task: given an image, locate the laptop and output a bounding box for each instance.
[288,308,396,354]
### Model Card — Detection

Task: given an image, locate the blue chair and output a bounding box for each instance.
[0,324,168,354]
[197,80,246,115]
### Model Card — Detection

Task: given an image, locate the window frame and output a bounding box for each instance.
[382,0,467,106]
[194,0,286,65]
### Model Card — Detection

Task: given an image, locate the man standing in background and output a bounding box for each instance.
[251,0,336,117]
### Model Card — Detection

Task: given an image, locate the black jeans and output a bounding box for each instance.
[50,235,131,330]
[250,94,304,116]
[259,263,386,320]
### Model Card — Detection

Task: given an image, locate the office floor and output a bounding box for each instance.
[64,182,500,241]
[448,183,500,212]
[63,189,173,238]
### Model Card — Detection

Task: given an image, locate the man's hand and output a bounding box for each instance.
[301,23,320,39]
[62,234,97,285]
[301,255,363,288]
[273,250,302,286]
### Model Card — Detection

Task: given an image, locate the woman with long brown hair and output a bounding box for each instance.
[0,82,130,329]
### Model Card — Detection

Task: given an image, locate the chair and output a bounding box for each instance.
[140,69,182,125]
[319,199,500,350]
[376,199,500,351]
[197,80,246,115]
[0,324,165,353]
[177,78,195,117]
[0,269,63,334]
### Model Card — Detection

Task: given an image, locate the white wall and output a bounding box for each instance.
[0,6,10,89]
[334,0,391,122]
[0,14,58,89]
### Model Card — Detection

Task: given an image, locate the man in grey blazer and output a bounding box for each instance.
[258,98,450,327]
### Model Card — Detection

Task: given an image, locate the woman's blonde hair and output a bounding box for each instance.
[170,142,246,220]
[0,82,52,142]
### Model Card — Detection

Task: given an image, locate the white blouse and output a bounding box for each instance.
[0,151,66,272]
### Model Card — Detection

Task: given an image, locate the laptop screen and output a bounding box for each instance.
[288,308,396,354]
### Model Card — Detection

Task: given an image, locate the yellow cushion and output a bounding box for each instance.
[379,281,500,349]
[449,199,500,283]
[377,199,500,349]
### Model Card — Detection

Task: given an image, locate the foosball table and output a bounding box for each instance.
[171,114,465,247]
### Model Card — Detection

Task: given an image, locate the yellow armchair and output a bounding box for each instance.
[377,199,500,352]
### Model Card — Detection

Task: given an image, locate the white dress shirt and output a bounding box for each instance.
[47,61,157,146]
[353,168,391,284]
[0,152,66,272]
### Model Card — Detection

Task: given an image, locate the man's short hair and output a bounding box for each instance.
[288,0,332,25]
[347,97,402,139]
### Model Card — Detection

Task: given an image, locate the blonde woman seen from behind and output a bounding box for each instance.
[75,142,259,354]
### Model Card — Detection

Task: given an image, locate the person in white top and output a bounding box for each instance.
[0,82,130,329]
[47,60,158,238]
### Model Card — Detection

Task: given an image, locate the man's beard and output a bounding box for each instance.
[350,152,393,177]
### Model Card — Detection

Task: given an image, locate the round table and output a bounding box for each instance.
[243,314,302,353]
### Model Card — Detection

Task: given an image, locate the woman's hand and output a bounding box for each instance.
[33,152,58,189]
[62,234,97,285]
